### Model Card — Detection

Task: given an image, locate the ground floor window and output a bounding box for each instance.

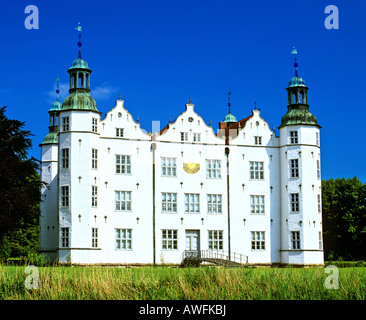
[208,230,223,250]
[61,227,70,248]
[115,228,132,250]
[251,231,265,250]
[291,231,301,249]
[162,229,178,250]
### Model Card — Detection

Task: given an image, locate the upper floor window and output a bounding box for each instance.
[290,159,299,178]
[250,161,264,180]
[92,149,98,169]
[62,117,70,131]
[116,155,131,174]
[250,195,265,214]
[185,193,200,214]
[207,194,222,214]
[316,132,319,146]
[289,131,298,144]
[61,186,69,207]
[91,186,98,208]
[116,128,124,137]
[180,132,188,142]
[92,118,98,133]
[162,192,177,213]
[317,160,321,179]
[193,133,201,142]
[115,191,132,211]
[254,136,262,145]
[161,157,176,177]
[61,148,69,168]
[290,193,299,212]
[206,159,221,179]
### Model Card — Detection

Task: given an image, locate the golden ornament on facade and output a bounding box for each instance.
[183,163,200,174]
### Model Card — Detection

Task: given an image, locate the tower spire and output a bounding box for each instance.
[291,47,299,77]
[227,89,232,114]
[76,22,83,59]
[55,76,60,101]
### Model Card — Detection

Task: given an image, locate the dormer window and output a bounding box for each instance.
[92,118,98,133]
[254,136,262,145]
[116,128,124,137]
[193,133,201,142]
[289,131,298,144]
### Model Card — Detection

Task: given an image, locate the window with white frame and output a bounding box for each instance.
[193,133,201,142]
[317,160,321,179]
[162,229,178,250]
[115,191,132,211]
[115,228,132,250]
[206,159,221,179]
[290,131,298,144]
[318,231,323,250]
[316,132,319,146]
[92,228,98,248]
[184,193,200,213]
[116,155,131,174]
[317,194,321,213]
[291,231,301,249]
[254,136,262,145]
[290,193,299,212]
[61,148,69,168]
[62,117,70,131]
[61,227,70,248]
[61,186,69,207]
[290,159,299,178]
[250,195,265,214]
[251,231,265,250]
[162,193,177,213]
[180,132,188,142]
[161,157,176,177]
[207,194,222,214]
[92,118,98,132]
[116,128,124,137]
[91,186,98,207]
[208,230,223,250]
[250,161,264,180]
[92,149,98,169]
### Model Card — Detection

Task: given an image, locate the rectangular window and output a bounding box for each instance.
[92,118,98,133]
[92,228,98,248]
[250,195,265,214]
[208,230,223,250]
[61,186,69,207]
[318,231,323,250]
[115,191,132,211]
[62,117,70,131]
[290,159,299,178]
[162,229,178,250]
[251,231,265,250]
[317,194,321,213]
[184,193,200,213]
[254,136,262,145]
[116,128,124,137]
[207,194,222,214]
[61,148,69,168]
[92,149,98,169]
[91,186,98,207]
[116,155,131,174]
[290,131,298,144]
[161,157,176,177]
[291,231,301,249]
[316,132,319,146]
[162,193,177,213]
[317,160,321,179]
[180,132,188,142]
[290,193,299,212]
[206,159,221,179]
[250,161,264,180]
[193,133,201,142]
[61,227,70,248]
[115,228,132,250]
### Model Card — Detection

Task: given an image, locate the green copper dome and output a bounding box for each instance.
[69,58,90,70]
[50,100,62,111]
[40,132,58,145]
[288,76,306,88]
[279,104,320,128]
[223,112,237,123]
[61,90,98,112]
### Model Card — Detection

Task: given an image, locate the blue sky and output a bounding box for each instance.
[1,0,365,181]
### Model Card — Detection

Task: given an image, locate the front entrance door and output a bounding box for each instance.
[185,230,200,251]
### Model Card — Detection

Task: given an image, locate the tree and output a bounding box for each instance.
[0,106,43,259]
[322,177,366,260]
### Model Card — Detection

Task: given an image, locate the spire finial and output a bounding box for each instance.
[55,76,60,101]
[227,89,232,114]
[254,101,257,110]
[119,92,122,100]
[291,47,299,77]
[76,22,83,59]
[188,96,191,104]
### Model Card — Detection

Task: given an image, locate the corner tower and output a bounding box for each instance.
[279,48,324,266]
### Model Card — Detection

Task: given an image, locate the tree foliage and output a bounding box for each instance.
[0,107,43,259]
[322,177,366,260]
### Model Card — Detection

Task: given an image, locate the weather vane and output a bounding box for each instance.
[55,77,60,101]
[291,47,299,76]
[228,89,232,114]
[76,22,83,58]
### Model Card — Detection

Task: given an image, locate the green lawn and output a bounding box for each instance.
[1,265,365,300]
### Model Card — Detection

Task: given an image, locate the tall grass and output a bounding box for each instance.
[1,265,365,300]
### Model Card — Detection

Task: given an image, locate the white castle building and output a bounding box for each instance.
[39,30,324,266]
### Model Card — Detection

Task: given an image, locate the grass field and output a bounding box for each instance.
[1,265,365,300]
